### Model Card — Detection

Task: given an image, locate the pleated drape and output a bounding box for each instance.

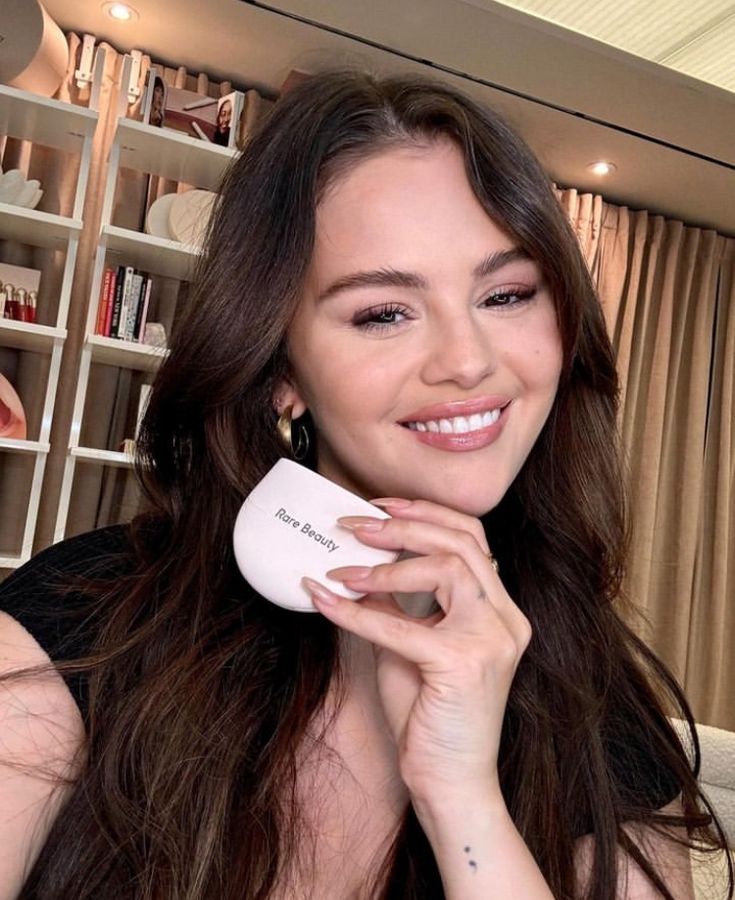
[557,187,734,730]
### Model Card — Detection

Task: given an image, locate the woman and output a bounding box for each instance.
[0,69,731,899]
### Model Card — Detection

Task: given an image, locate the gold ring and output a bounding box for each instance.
[487,554,499,574]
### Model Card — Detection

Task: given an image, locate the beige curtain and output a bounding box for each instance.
[557,188,734,731]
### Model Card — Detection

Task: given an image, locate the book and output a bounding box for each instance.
[109,265,126,338]
[124,271,144,341]
[133,275,152,342]
[103,268,117,336]
[117,265,136,340]
[95,268,113,335]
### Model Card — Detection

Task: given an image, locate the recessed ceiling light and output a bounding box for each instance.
[103,2,139,21]
[586,161,617,176]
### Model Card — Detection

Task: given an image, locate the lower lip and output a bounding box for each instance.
[400,404,510,451]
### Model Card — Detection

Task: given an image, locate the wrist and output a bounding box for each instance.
[410,781,510,835]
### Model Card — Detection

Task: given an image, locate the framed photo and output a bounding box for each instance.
[143,69,242,149]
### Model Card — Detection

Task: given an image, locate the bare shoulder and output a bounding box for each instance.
[574,798,695,899]
[0,609,86,900]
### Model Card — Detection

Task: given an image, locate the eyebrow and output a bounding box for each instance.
[316,246,534,303]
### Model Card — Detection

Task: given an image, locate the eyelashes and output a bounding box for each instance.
[352,287,538,333]
[352,302,411,332]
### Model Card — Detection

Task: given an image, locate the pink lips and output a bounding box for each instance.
[400,399,511,452]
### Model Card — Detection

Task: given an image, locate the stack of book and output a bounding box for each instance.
[95,266,153,341]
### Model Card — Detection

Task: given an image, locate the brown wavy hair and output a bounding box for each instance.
[6,69,733,899]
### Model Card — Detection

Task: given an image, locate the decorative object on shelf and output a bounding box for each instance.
[119,438,136,457]
[168,189,217,248]
[118,383,152,456]
[145,192,178,239]
[0,0,69,98]
[141,68,243,150]
[143,322,167,348]
[0,373,27,440]
[0,263,41,323]
[0,167,43,209]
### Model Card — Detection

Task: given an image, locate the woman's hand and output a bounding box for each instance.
[302,497,532,805]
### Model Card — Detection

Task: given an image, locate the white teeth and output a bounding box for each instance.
[405,406,504,434]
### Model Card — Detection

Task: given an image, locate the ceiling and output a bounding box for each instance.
[40,0,735,236]
[477,0,735,94]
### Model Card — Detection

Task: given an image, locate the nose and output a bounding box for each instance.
[419,311,496,389]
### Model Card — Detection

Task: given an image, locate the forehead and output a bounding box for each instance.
[310,139,516,277]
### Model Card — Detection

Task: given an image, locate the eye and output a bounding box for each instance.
[481,286,538,308]
[352,303,411,332]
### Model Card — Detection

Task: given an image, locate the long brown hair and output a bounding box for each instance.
[7,69,733,899]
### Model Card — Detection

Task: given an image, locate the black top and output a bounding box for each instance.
[0,525,135,717]
[0,525,683,834]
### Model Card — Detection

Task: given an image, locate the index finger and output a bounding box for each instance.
[369,497,491,556]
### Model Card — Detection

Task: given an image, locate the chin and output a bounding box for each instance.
[399,482,507,519]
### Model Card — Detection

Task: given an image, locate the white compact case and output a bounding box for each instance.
[233,459,399,612]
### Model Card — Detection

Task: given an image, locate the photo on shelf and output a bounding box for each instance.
[0,262,40,323]
[142,68,243,149]
[0,372,27,440]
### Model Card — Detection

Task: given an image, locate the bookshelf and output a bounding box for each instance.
[53,54,237,542]
[0,67,102,570]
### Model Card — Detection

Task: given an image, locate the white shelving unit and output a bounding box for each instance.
[0,67,102,570]
[54,55,237,542]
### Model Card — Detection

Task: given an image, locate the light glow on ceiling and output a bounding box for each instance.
[104,3,138,21]
[586,161,617,176]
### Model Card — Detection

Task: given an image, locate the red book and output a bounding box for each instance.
[95,268,112,335]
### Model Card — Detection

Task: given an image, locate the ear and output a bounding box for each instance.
[272,377,307,419]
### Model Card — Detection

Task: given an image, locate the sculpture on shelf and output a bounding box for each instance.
[0,373,27,440]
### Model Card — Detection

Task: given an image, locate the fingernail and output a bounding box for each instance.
[337,516,385,531]
[370,497,411,509]
[327,566,372,581]
[302,576,338,605]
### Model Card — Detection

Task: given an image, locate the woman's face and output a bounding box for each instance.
[277,139,563,516]
[218,100,232,129]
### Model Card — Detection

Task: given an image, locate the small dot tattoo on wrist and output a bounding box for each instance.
[463,845,478,873]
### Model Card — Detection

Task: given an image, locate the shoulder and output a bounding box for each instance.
[0,531,119,898]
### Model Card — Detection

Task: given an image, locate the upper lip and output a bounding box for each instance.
[399,395,511,423]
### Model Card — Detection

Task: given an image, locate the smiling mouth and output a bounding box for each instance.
[401,405,507,435]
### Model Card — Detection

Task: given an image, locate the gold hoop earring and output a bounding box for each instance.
[277,405,310,461]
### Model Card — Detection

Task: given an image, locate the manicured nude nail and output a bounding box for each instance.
[337,516,385,531]
[327,566,372,581]
[370,497,411,509]
[302,576,338,605]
